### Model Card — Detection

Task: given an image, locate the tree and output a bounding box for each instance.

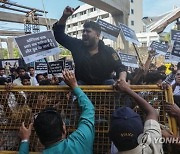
[13,48,20,58]
[59,44,72,56]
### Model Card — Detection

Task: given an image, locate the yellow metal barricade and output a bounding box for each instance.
[0,85,177,154]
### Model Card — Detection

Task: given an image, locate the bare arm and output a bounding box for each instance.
[115,80,158,121]
[118,71,127,82]
[143,50,156,76]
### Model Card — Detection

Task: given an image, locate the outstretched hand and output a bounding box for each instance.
[165,103,180,118]
[19,122,33,141]
[62,70,78,89]
[114,79,130,92]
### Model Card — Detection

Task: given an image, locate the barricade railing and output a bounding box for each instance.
[0,85,177,154]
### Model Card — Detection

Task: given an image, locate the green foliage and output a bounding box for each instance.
[59,44,72,56]
[164,33,170,42]
[13,48,20,58]
[0,48,20,59]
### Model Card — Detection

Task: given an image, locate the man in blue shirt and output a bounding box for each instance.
[19,70,95,154]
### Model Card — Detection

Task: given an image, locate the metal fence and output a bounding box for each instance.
[0,85,177,154]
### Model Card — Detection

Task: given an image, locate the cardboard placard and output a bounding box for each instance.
[35,62,47,74]
[48,60,64,74]
[15,31,61,64]
[97,19,120,41]
[149,41,169,55]
[171,29,180,42]
[119,23,140,45]
[118,52,139,68]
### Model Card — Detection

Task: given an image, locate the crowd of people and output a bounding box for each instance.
[0,6,180,154]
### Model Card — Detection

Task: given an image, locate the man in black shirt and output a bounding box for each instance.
[53,6,127,85]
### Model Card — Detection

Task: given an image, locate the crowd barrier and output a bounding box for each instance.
[0,85,177,154]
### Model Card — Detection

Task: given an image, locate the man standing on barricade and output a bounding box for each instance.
[53,6,127,85]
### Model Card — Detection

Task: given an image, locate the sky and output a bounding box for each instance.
[0,0,180,33]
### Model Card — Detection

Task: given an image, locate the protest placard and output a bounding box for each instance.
[118,52,139,68]
[1,59,19,68]
[97,19,120,41]
[15,31,61,64]
[65,61,74,70]
[48,60,64,74]
[149,41,169,55]
[119,23,140,45]
[35,62,47,74]
[171,29,180,42]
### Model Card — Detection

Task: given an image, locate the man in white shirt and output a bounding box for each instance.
[13,67,37,86]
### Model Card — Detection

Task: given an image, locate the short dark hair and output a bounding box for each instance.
[33,107,64,146]
[36,74,44,83]
[20,73,30,81]
[16,67,26,74]
[83,21,101,36]
[0,77,7,85]
[157,65,166,71]
[0,67,5,71]
[145,71,166,84]
[177,62,180,69]
[39,79,51,85]
[28,67,34,71]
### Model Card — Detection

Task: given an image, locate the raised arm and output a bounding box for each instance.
[62,70,95,150]
[115,80,158,121]
[52,6,81,52]
[18,122,33,154]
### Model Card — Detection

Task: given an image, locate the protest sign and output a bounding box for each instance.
[119,23,140,45]
[171,41,180,59]
[149,41,169,55]
[48,60,64,74]
[97,19,120,41]
[15,31,61,64]
[65,61,74,70]
[35,62,47,74]
[118,52,139,68]
[171,29,180,42]
[1,59,19,68]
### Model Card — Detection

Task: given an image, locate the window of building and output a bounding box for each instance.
[131,9,134,14]
[101,13,109,19]
[89,8,94,13]
[73,32,77,35]
[131,20,134,26]
[73,23,78,26]
[72,14,77,18]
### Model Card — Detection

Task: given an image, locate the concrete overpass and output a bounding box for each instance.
[0,11,58,59]
[0,11,57,26]
[0,30,25,36]
[79,0,130,51]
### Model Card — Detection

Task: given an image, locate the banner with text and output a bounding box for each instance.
[48,60,64,74]
[35,62,47,74]
[149,41,169,55]
[15,31,61,64]
[119,23,140,45]
[118,52,139,68]
[97,19,120,41]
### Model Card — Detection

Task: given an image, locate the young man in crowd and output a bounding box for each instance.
[53,6,127,85]
[0,67,6,78]
[19,70,95,154]
[28,67,38,86]
[109,80,163,154]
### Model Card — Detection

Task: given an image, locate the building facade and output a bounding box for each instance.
[65,0,144,49]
